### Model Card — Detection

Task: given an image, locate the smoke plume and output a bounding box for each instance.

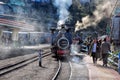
[75,1,113,32]
[53,0,72,25]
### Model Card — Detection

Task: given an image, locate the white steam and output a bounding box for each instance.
[53,0,72,23]
[75,1,113,32]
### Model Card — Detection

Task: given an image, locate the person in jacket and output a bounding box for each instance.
[101,38,110,67]
[97,39,102,59]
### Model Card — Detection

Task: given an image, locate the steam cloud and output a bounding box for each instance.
[75,1,113,32]
[53,0,72,25]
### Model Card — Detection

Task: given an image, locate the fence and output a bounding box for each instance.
[108,51,119,69]
[108,52,120,74]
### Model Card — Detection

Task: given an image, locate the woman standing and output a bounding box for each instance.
[89,39,98,64]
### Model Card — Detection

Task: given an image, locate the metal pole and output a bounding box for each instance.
[109,0,118,34]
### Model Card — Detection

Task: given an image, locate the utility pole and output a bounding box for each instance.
[107,0,118,36]
[109,0,118,28]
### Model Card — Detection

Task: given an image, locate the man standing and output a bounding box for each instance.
[101,38,110,67]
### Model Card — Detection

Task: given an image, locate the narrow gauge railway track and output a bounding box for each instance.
[52,60,61,80]
[0,48,50,69]
[52,58,72,80]
[0,48,51,76]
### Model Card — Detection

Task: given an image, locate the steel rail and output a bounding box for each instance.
[0,50,50,71]
[0,50,51,76]
[68,61,72,80]
[52,57,72,80]
[52,60,61,80]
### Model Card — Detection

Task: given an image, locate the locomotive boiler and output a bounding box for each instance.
[50,24,72,59]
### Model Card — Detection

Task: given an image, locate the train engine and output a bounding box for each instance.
[50,24,72,59]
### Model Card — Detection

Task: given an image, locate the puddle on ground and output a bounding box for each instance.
[70,55,82,63]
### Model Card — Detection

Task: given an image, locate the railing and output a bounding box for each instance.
[108,51,118,67]
[108,52,120,74]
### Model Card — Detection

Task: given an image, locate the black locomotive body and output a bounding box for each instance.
[50,24,72,58]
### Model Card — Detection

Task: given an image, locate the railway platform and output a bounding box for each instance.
[84,54,120,80]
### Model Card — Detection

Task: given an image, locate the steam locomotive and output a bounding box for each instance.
[50,24,72,59]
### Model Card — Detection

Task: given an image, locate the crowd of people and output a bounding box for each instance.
[86,37,111,67]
